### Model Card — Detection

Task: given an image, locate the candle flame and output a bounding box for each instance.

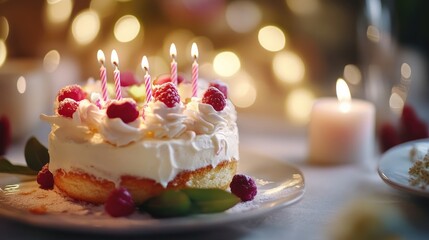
[170,43,177,59]
[191,42,198,59]
[111,49,119,67]
[336,78,351,112]
[97,49,105,64]
[141,56,149,71]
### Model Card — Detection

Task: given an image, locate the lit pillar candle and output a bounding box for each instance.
[191,42,198,97]
[111,49,122,100]
[170,43,178,85]
[308,78,375,164]
[97,50,108,102]
[141,56,152,103]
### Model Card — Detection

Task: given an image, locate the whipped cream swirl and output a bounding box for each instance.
[144,101,187,139]
[99,116,143,146]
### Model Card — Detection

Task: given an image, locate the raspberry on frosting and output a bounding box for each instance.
[153,82,180,108]
[209,80,228,99]
[57,98,79,118]
[57,84,86,102]
[106,99,139,123]
[202,87,226,111]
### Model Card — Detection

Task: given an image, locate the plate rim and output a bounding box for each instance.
[0,151,306,234]
[377,138,429,198]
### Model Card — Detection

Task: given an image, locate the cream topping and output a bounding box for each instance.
[99,117,143,147]
[144,101,187,139]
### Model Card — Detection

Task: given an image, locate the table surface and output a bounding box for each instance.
[1,114,428,240]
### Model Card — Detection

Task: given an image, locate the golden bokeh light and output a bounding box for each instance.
[258,25,286,52]
[43,50,61,73]
[389,92,404,116]
[229,71,257,108]
[367,25,380,43]
[16,76,26,94]
[273,51,305,84]
[343,64,362,85]
[71,10,100,45]
[286,0,319,16]
[285,88,315,124]
[401,63,411,79]
[114,15,141,43]
[213,51,241,77]
[46,0,73,24]
[90,0,117,17]
[0,16,9,40]
[226,1,262,33]
[0,39,6,67]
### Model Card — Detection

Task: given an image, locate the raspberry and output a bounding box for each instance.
[104,187,135,217]
[57,98,79,118]
[230,174,257,202]
[106,99,139,123]
[209,80,228,99]
[57,85,86,102]
[153,82,180,108]
[0,116,11,155]
[153,74,185,85]
[37,164,54,190]
[400,105,429,142]
[379,122,401,152]
[202,87,226,111]
[120,71,139,87]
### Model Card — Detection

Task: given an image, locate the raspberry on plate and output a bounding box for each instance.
[57,98,79,118]
[202,87,226,111]
[57,85,86,102]
[230,174,257,202]
[37,164,54,190]
[105,187,135,217]
[106,99,139,123]
[153,82,180,108]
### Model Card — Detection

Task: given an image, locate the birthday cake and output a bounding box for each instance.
[41,75,238,204]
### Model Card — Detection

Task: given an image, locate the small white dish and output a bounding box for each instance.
[378,139,429,198]
[0,149,305,234]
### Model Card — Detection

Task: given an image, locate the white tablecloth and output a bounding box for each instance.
[1,114,428,240]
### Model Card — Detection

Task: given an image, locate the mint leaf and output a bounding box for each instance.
[182,188,240,214]
[0,157,38,175]
[24,137,49,172]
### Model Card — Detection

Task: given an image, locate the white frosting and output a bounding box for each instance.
[48,125,239,187]
[144,101,187,139]
[99,117,143,146]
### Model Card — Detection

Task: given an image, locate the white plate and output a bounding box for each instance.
[378,139,429,198]
[0,149,305,234]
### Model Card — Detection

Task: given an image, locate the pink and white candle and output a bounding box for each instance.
[191,42,199,98]
[170,43,178,86]
[110,50,122,100]
[97,50,108,102]
[141,56,152,103]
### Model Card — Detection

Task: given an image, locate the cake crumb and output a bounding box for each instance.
[408,153,429,189]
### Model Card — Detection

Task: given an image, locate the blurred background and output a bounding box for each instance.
[0,0,428,139]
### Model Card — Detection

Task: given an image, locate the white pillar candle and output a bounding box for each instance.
[308,79,375,164]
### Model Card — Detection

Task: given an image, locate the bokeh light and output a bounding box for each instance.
[213,51,241,77]
[401,63,411,79]
[343,64,362,85]
[367,25,380,43]
[229,71,257,108]
[43,50,61,73]
[46,0,73,24]
[226,1,262,33]
[273,51,305,84]
[389,92,404,115]
[285,88,315,124]
[258,25,286,52]
[16,76,26,94]
[0,40,6,67]
[286,0,319,16]
[0,16,9,40]
[71,10,100,45]
[114,15,141,43]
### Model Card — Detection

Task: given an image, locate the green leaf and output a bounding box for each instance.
[181,188,240,214]
[0,157,38,175]
[24,137,49,172]
[139,190,191,218]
